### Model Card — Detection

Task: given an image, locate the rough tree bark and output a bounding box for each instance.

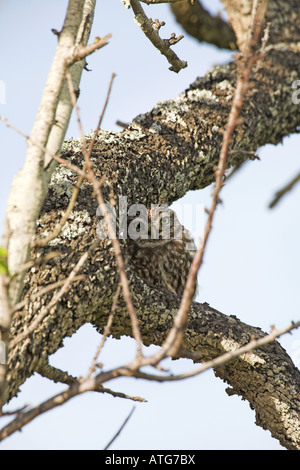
[3,0,300,450]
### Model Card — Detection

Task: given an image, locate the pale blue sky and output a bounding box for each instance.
[0,0,299,450]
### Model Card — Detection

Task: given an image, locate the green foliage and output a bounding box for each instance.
[0,246,9,275]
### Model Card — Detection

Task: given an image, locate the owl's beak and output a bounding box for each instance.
[151,225,158,240]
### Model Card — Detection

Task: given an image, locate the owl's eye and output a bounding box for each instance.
[161,216,169,225]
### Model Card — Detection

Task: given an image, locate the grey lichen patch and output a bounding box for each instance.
[122,124,146,140]
[134,13,146,27]
[216,79,234,91]
[152,94,189,126]
[186,89,219,104]
[61,136,83,154]
[62,129,124,154]
[272,364,286,374]
[210,63,233,81]
[216,79,234,101]
[49,166,75,199]
[94,129,123,145]
[149,122,162,134]
[134,113,147,124]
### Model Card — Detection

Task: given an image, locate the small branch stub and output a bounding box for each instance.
[130,0,187,73]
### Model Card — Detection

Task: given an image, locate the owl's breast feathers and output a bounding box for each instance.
[127,227,197,298]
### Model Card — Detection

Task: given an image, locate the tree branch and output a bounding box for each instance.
[3,0,300,450]
[269,170,300,208]
[130,0,187,72]
[170,0,237,50]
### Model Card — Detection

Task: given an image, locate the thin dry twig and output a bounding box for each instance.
[115,120,129,129]
[35,360,145,403]
[67,34,112,64]
[104,406,136,450]
[0,365,138,441]
[0,405,29,417]
[85,283,122,379]
[269,171,300,208]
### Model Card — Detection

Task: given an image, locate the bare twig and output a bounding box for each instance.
[130,0,187,72]
[116,120,129,129]
[0,366,140,440]
[36,361,145,403]
[68,34,111,64]
[96,72,117,130]
[85,283,122,379]
[269,171,300,208]
[104,406,136,450]
[0,405,29,417]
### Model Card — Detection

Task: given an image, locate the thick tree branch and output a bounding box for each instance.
[170,0,237,50]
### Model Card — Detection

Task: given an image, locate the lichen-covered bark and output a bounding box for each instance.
[223,0,300,50]
[5,0,300,450]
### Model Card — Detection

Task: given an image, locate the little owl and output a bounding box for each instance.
[127,206,197,297]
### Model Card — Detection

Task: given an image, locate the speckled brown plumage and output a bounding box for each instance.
[127,207,197,297]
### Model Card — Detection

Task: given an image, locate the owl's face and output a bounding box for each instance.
[127,207,183,248]
[126,205,197,297]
